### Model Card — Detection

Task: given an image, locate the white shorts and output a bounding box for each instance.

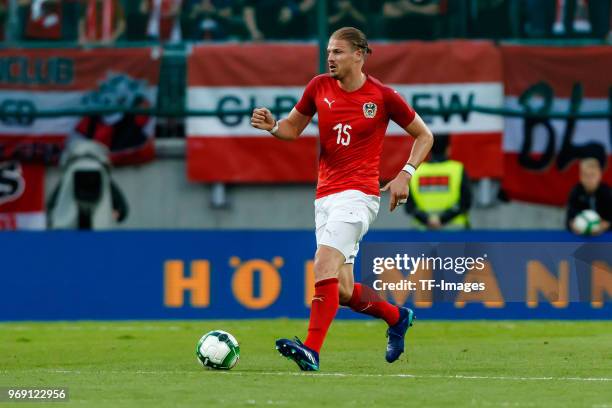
[314,189,380,264]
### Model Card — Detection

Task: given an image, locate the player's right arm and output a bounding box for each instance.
[251,76,318,140]
[250,107,312,141]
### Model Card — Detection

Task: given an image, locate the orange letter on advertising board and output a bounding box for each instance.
[381,266,433,308]
[455,262,505,308]
[591,261,612,308]
[527,260,569,308]
[231,257,282,309]
[304,260,315,308]
[164,260,210,308]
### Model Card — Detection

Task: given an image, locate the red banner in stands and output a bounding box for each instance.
[186,41,505,183]
[501,45,612,206]
[0,48,160,165]
[0,162,45,230]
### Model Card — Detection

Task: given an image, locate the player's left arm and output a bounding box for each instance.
[382,113,434,212]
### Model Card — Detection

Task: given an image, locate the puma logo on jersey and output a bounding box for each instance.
[324,98,335,109]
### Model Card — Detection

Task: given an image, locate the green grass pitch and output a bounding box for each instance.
[1,320,611,407]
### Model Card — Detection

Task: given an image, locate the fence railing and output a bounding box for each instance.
[3,106,610,120]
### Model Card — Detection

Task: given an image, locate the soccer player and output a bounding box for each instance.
[250,27,434,371]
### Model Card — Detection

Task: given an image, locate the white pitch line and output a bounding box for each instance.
[230,371,612,382]
[0,325,184,331]
[9,369,610,382]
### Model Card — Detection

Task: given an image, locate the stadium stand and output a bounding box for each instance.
[0,0,610,232]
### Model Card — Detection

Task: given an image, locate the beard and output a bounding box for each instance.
[329,68,342,79]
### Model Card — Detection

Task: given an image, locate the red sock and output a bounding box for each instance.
[348,283,400,326]
[304,278,339,353]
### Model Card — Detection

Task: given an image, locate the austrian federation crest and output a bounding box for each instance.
[363,102,377,118]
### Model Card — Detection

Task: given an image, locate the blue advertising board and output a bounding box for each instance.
[0,231,610,321]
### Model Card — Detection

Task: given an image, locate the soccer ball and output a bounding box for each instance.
[196,330,240,370]
[573,209,601,235]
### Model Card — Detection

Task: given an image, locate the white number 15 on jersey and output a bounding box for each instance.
[333,123,352,146]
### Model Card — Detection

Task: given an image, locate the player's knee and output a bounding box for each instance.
[313,245,345,281]
[338,283,353,305]
[313,255,342,281]
[313,258,340,281]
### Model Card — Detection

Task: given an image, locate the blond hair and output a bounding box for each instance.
[330,27,372,57]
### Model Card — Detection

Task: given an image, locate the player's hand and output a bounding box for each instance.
[279,7,292,23]
[381,171,410,212]
[250,29,264,41]
[251,107,275,131]
[592,220,610,236]
[570,218,582,235]
[428,214,442,229]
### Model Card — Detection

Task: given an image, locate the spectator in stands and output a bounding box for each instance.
[469,0,513,39]
[79,0,125,44]
[586,0,611,38]
[63,0,81,41]
[243,0,315,40]
[124,0,148,41]
[184,0,237,40]
[382,0,448,40]
[566,158,612,235]
[405,134,472,230]
[551,0,610,38]
[328,0,367,33]
[16,0,80,42]
[141,0,183,43]
[0,0,6,41]
[22,0,63,41]
[524,0,556,37]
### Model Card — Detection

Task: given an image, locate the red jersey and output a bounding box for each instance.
[295,74,416,199]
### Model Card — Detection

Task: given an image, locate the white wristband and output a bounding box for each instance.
[269,120,279,135]
[402,163,416,177]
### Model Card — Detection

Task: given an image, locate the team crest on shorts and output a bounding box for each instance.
[363,102,377,118]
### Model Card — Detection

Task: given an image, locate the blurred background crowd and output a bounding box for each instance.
[0,0,610,44]
[0,1,611,234]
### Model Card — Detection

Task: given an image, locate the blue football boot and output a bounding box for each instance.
[385,307,415,363]
[275,337,320,371]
